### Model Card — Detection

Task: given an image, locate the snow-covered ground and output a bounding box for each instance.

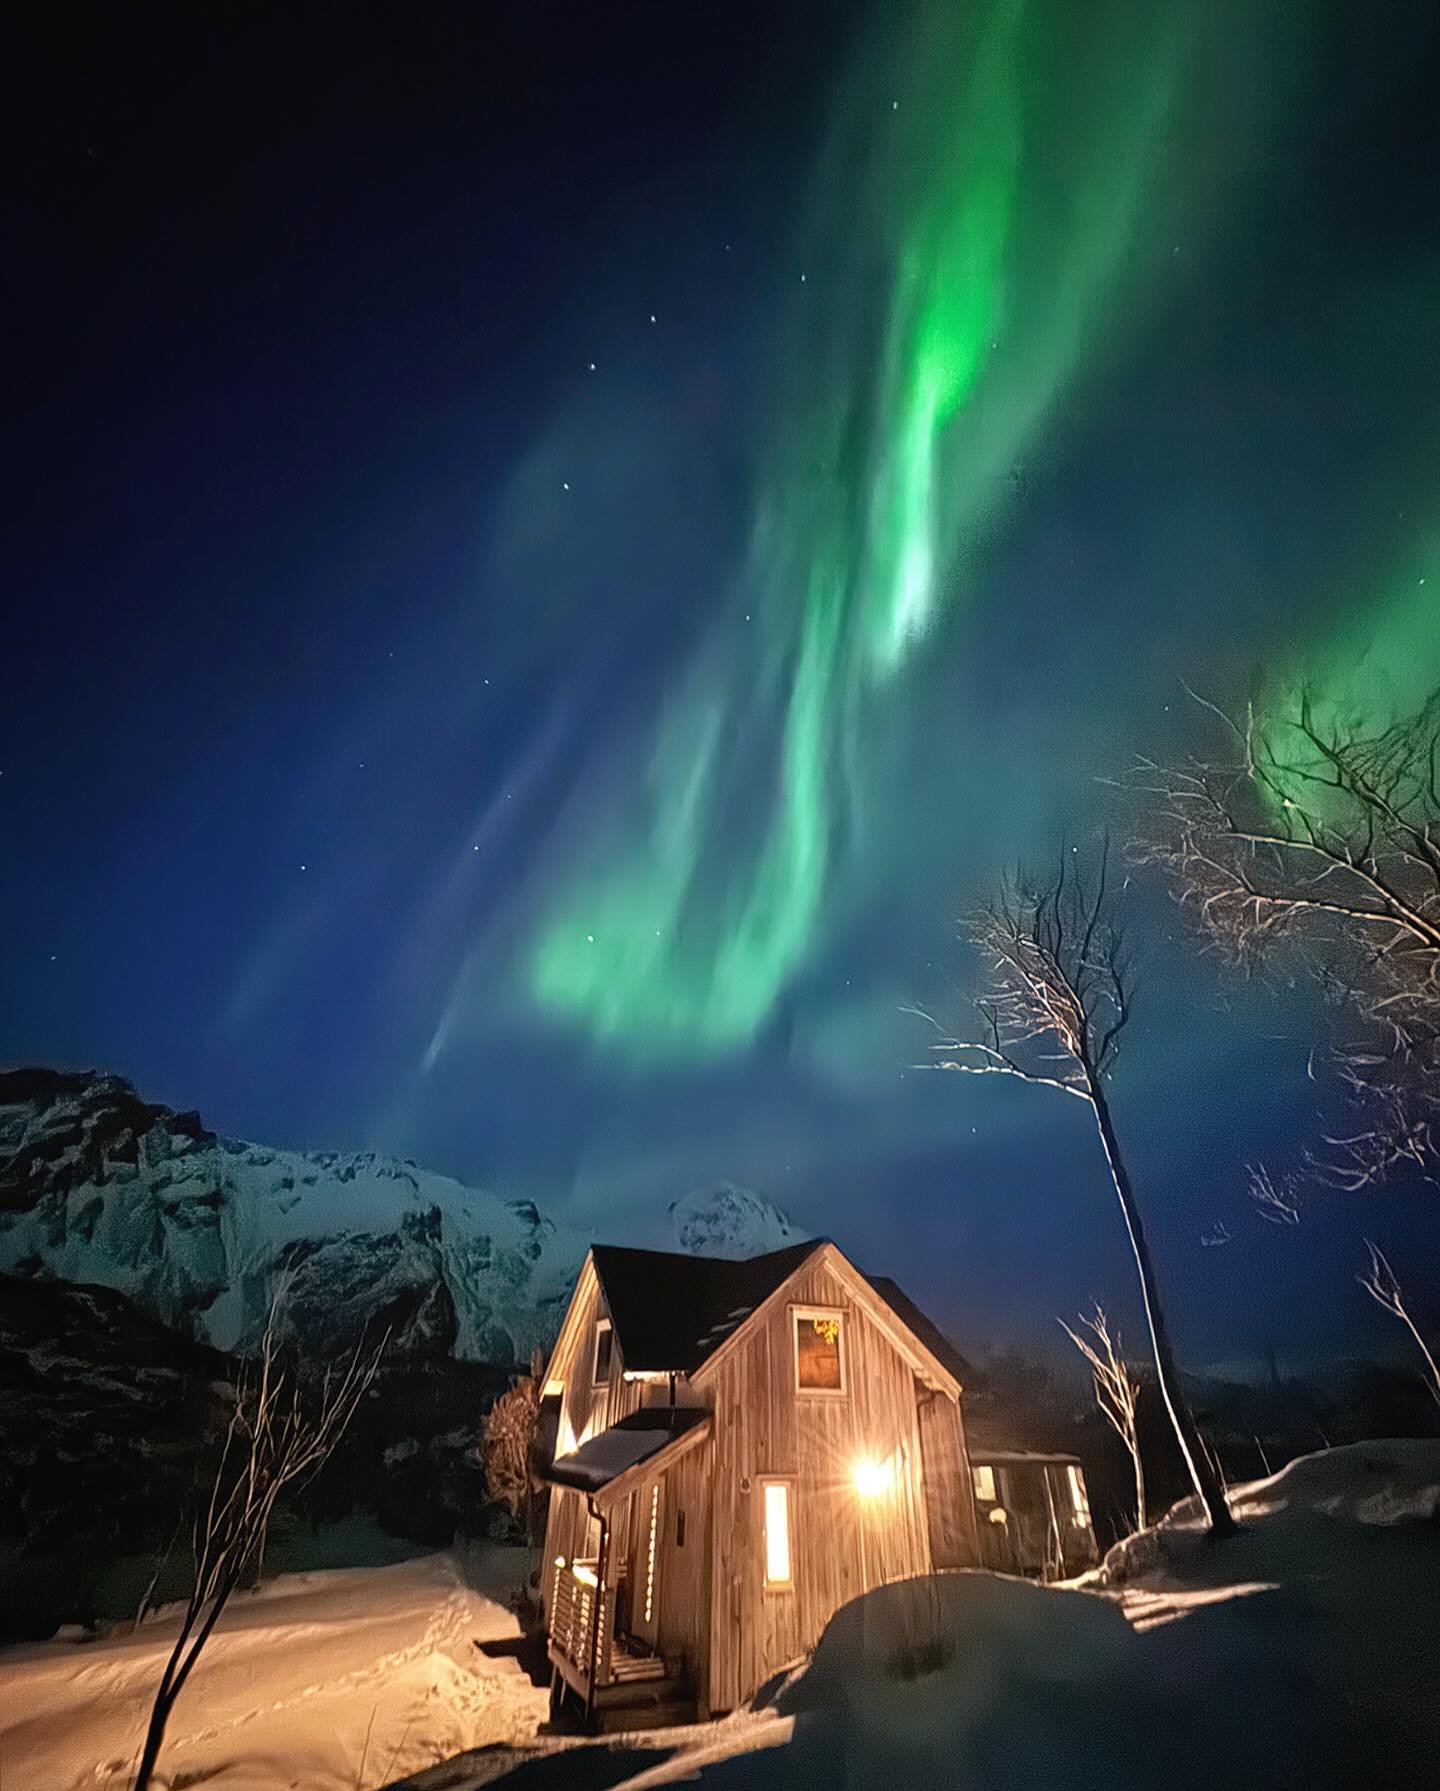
[395,1439,1440,1791]
[0,1546,547,1791]
[7,1442,1437,1791]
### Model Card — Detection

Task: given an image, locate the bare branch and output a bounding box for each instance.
[1246,1163,1302,1227]
[1359,1242,1440,1407]
[1059,1303,1146,1530]
[1127,685,1440,1191]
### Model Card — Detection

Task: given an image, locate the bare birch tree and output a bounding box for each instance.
[1128,688,1440,1192]
[1358,1241,1440,1408]
[914,841,1234,1534]
[1059,1303,1147,1531]
[130,1301,384,1791]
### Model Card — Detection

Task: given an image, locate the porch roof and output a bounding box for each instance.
[545,1406,711,1496]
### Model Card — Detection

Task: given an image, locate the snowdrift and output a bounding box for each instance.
[392,1438,1440,1790]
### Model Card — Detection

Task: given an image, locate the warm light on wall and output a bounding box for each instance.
[852,1457,892,1498]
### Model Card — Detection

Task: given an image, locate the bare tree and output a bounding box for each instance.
[1059,1303,1147,1531]
[913,841,1234,1534]
[1358,1241,1440,1408]
[130,1300,384,1791]
[1129,687,1440,1191]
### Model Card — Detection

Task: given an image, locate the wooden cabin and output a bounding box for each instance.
[536,1239,980,1729]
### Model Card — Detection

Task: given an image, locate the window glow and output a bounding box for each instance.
[972,1464,997,1502]
[763,1482,792,1585]
[793,1307,845,1393]
[644,1484,660,1621]
[852,1457,892,1498]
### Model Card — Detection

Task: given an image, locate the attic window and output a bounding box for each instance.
[793,1307,845,1394]
[592,1319,613,1387]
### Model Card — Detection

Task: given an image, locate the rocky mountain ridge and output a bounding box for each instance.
[0,1068,587,1363]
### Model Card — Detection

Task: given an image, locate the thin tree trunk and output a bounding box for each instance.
[1133,1446,1148,1533]
[131,1696,171,1791]
[1089,1084,1235,1535]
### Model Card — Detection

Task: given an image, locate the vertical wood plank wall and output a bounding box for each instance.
[539,1250,976,1719]
[704,1254,945,1714]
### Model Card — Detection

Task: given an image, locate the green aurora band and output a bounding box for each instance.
[528,0,1237,1059]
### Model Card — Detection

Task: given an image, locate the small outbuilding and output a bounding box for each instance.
[967,1446,1099,1580]
[536,1238,979,1727]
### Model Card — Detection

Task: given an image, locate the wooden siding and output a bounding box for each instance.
[916,1380,978,1569]
[702,1252,945,1714]
[540,1243,977,1722]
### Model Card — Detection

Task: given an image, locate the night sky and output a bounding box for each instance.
[9,0,1440,1371]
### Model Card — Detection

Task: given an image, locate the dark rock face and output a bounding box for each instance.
[0,1068,587,1636]
[0,1067,213,1212]
[0,1271,518,1642]
[0,1274,234,1548]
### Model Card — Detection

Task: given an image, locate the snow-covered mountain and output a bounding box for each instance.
[0,1068,586,1363]
[668,1182,803,1259]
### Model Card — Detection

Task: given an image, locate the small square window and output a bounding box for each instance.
[972,1464,997,1503]
[592,1319,613,1386]
[793,1308,844,1393]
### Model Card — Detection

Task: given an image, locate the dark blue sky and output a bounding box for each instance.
[8,1,1440,1371]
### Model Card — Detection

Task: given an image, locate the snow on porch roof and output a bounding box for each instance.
[545,1406,711,1496]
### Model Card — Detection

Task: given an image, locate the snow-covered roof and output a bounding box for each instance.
[545,1407,710,1495]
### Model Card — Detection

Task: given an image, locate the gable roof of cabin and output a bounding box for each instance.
[863,1273,974,1386]
[587,1239,970,1390]
[589,1239,821,1373]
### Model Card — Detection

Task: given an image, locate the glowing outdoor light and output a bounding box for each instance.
[852,1457,892,1498]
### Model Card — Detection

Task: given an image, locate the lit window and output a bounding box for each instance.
[1067,1464,1091,1527]
[793,1309,844,1393]
[763,1481,792,1586]
[972,1464,997,1503]
[644,1484,660,1621]
[593,1319,613,1386]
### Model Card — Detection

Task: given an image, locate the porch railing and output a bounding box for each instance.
[549,1558,617,1691]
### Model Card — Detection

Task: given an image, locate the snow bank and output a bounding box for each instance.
[0,1547,546,1791]
[395,1440,1440,1791]
[1100,1435,1440,1583]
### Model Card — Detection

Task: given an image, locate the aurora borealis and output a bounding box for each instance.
[530,0,1194,1058]
[10,0,1440,1362]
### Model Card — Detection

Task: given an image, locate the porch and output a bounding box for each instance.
[546,1557,692,1730]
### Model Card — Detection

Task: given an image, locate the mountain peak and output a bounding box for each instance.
[668,1182,804,1259]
